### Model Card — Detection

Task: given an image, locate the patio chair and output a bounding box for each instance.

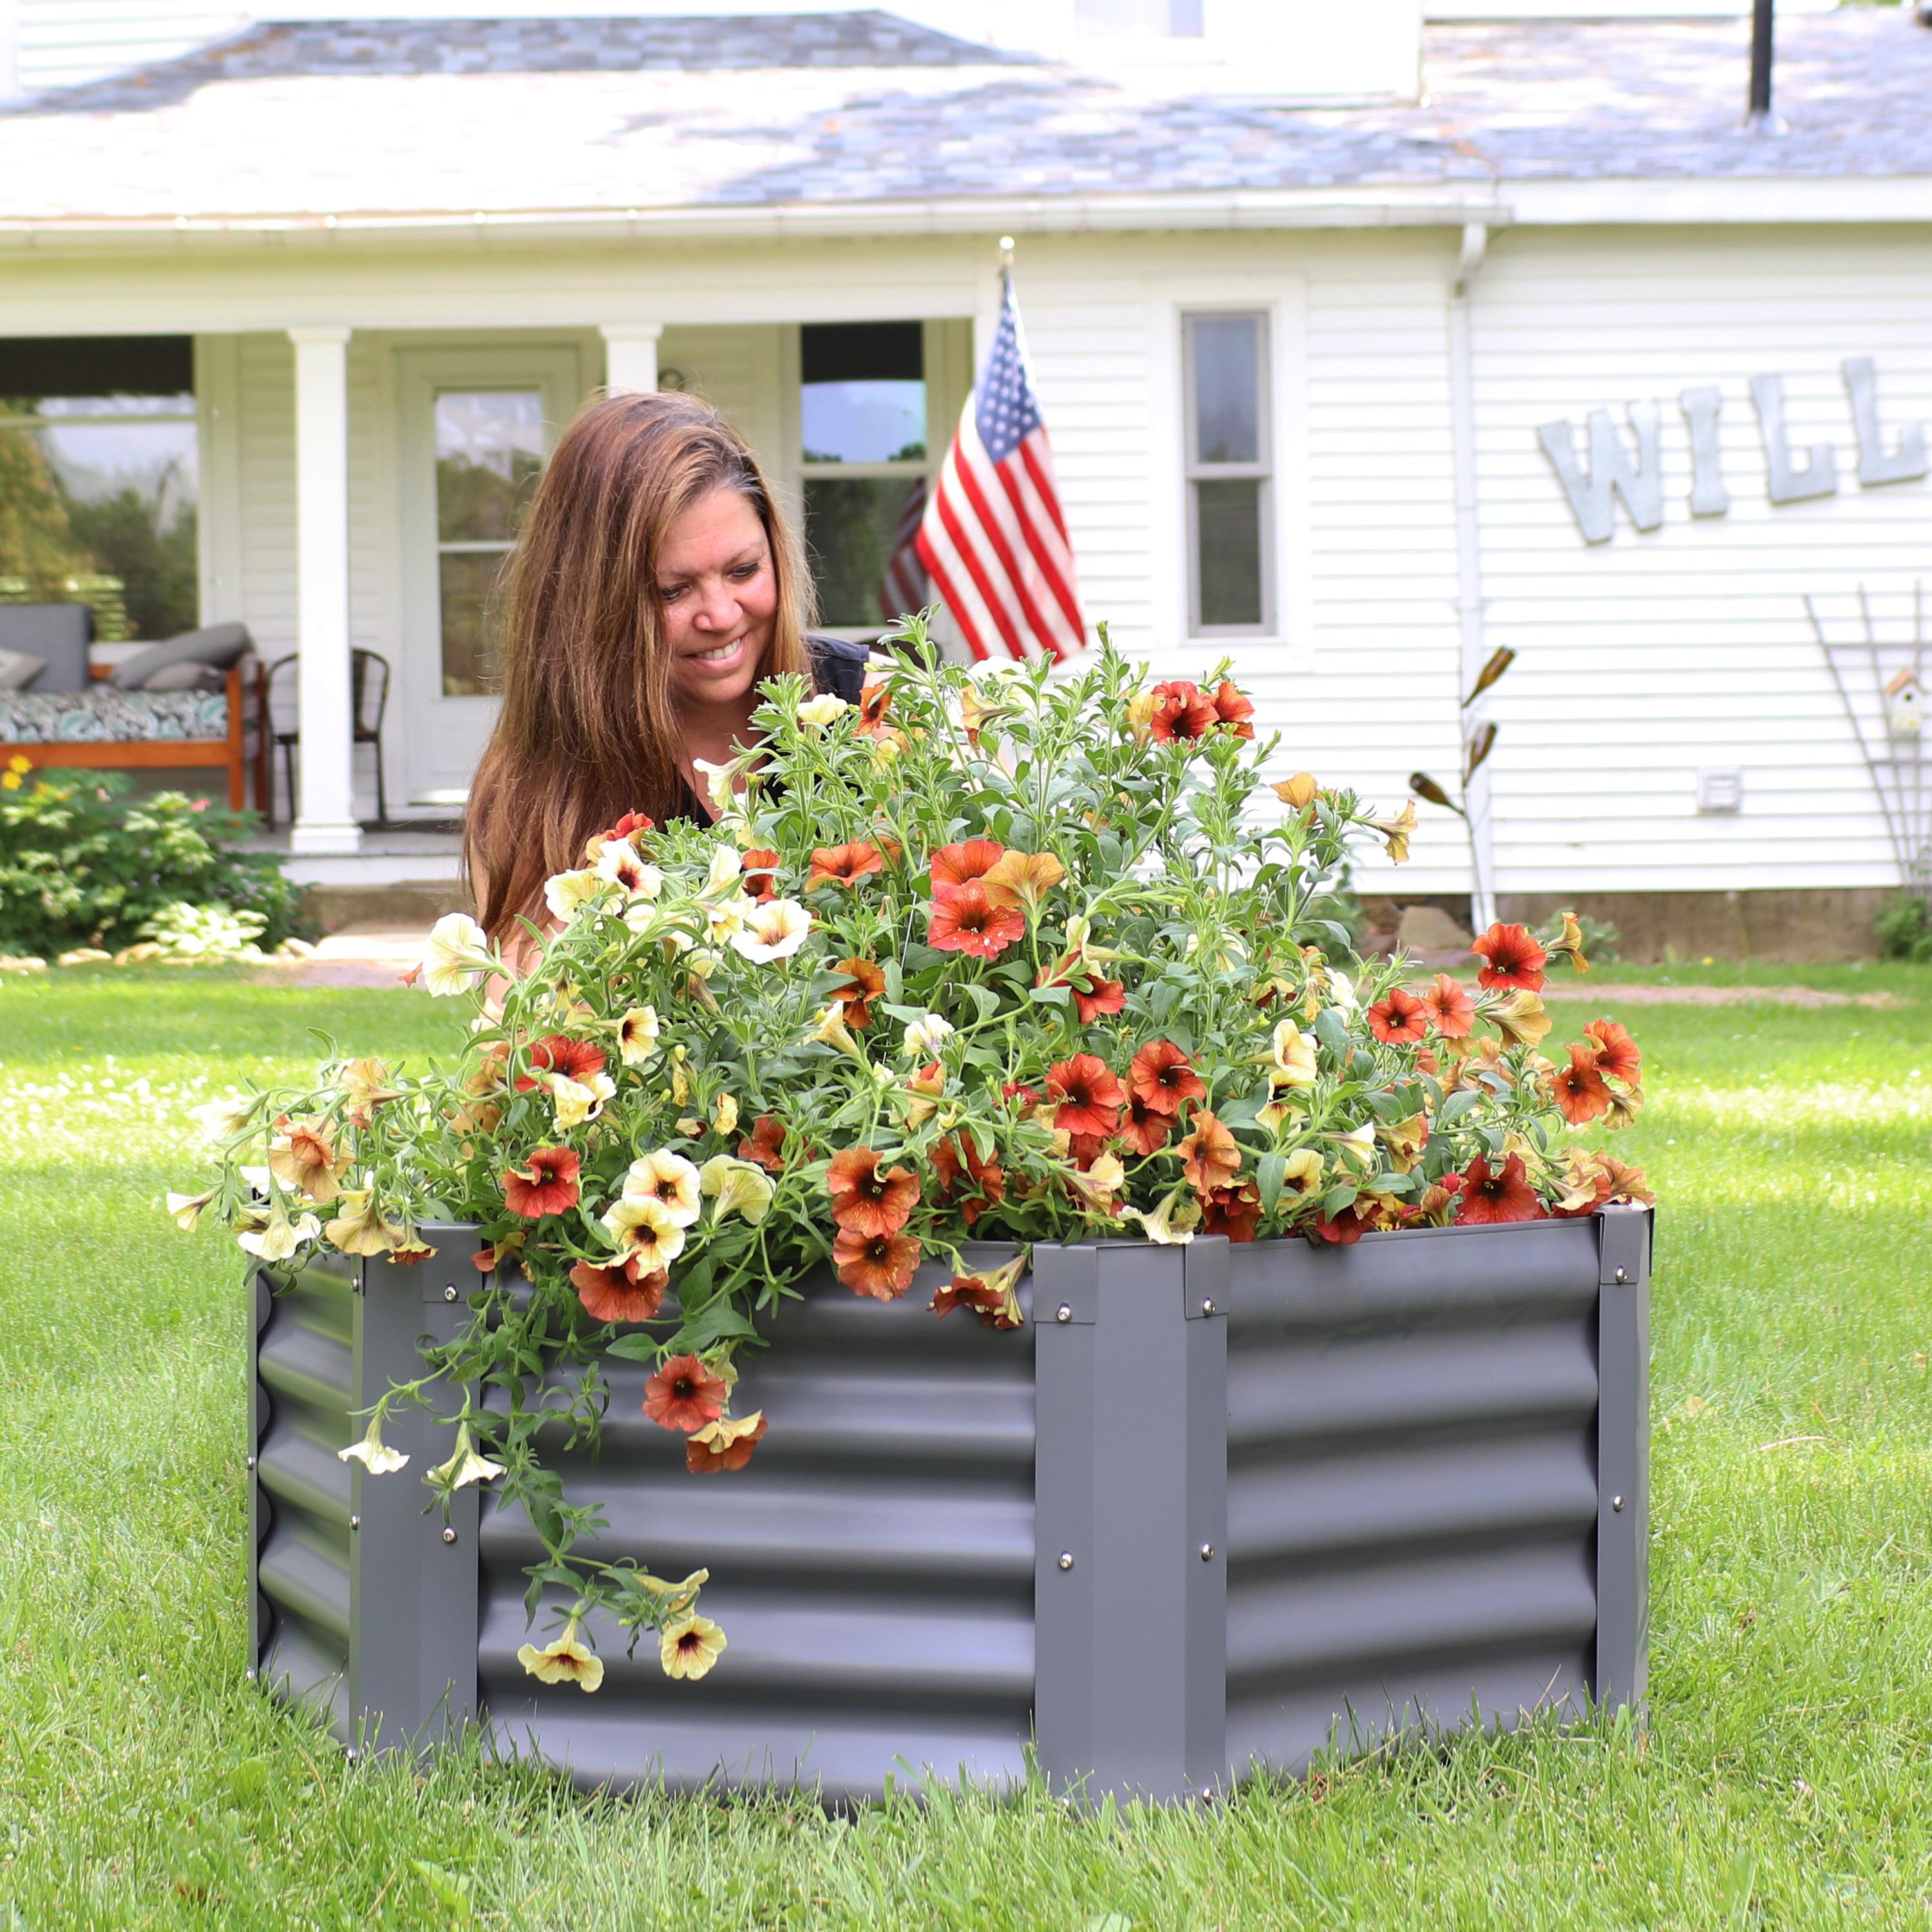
[261,649,393,829]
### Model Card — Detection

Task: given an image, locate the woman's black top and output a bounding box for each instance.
[667,633,871,824]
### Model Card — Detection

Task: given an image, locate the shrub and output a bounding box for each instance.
[0,762,304,958]
[1876,891,1932,964]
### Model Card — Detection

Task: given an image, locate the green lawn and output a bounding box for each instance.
[1,965,1929,1929]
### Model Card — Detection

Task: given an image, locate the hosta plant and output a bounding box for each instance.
[175,621,1650,1688]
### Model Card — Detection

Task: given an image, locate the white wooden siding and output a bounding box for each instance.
[16,1,243,91]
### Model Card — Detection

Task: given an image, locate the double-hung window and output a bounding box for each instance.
[1183,312,1272,636]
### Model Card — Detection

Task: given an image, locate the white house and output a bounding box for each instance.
[1,0,1927,956]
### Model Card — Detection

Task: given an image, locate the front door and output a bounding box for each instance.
[397,345,583,806]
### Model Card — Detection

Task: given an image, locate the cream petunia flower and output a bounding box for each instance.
[728,898,811,964]
[337,1417,409,1474]
[594,843,663,900]
[698,1155,774,1227]
[1263,1018,1319,1092]
[1121,1187,1199,1245]
[324,1187,407,1257]
[547,1068,615,1128]
[421,913,495,997]
[238,1200,321,1262]
[166,1188,216,1232]
[517,1618,605,1693]
[701,846,744,898]
[600,1195,688,1271]
[616,1006,661,1066]
[796,692,851,728]
[901,1012,954,1059]
[191,1094,257,1145]
[659,1613,728,1681]
[623,1149,704,1226]
[544,869,607,923]
[430,1421,505,1491]
[706,893,757,944]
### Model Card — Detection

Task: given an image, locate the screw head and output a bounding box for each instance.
[1615,1267,1628,1284]
[349,1514,361,1530]
[444,1284,459,1302]
[1612,1495,1625,1511]
[343,1748,359,1765]
[1201,1298,1217,1316]
[1200,1543,1215,1562]
[1056,1304,1072,1323]
[245,1454,257,1470]
[244,1668,258,1683]
[1057,1552,1074,1571]
[1200,1786,1214,1803]
[442,1526,457,1544]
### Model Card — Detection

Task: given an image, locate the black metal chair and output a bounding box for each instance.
[261,649,393,829]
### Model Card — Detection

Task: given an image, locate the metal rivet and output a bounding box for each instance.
[1057,1552,1074,1571]
[245,1454,257,1470]
[1200,1543,1215,1562]
[1202,1298,1217,1316]
[442,1526,457,1544]
[244,1668,258,1683]
[1056,1304,1072,1323]
[1612,1495,1625,1511]
[444,1284,459,1302]
[343,1747,359,1765]
[349,1514,361,1530]
[1615,1267,1628,1284]
[1200,1786,1214,1803]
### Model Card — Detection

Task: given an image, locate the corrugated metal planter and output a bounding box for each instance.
[249,1208,1651,1803]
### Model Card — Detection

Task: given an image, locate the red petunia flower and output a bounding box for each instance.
[1128,1039,1206,1117]
[855,682,893,735]
[1148,680,1218,744]
[741,848,780,903]
[1308,1206,1371,1245]
[826,1145,920,1238]
[1456,1153,1546,1225]
[927,881,1027,960]
[599,810,654,846]
[1582,1018,1641,1086]
[1003,1081,1043,1119]
[1208,680,1256,741]
[933,1135,1007,1226]
[1178,1109,1242,1196]
[1064,1130,1112,1170]
[1367,987,1430,1045]
[571,1257,667,1323]
[1470,923,1548,992]
[643,1354,728,1434]
[1046,1054,1126,1139]
[502,1146,582,1218]
[737,1113,786,1172]
[833,1226,923,1300]
[1549,1047,1613,1127]
[1119,1093,1173,1158]
[1202,1179,1262,1242]
[1072,976,1126,1025]
[1420,973,1476,1039]
[807,841,885,891]
[929,839,1007,890]
[514,1035,607,1092]
[831,956,886,1028]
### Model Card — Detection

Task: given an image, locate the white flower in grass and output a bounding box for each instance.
[902,1012,954,1059]
[544,869,607,923]
[622,1149,704,1226]
[547,1069,615,1129]
[728,898,811,964]
[337,1417,410,1475]
[617,1006,661,1067]
[421,913,494,997]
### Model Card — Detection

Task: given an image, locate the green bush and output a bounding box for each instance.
[1875,890,1932,964]
[0,766,305,958]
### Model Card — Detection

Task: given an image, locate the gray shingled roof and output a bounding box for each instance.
[1,10,1929,225]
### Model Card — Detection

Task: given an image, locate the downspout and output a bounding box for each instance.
[1447,220,1498,933]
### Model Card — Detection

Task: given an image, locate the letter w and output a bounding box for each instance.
[1537,404,1665,545]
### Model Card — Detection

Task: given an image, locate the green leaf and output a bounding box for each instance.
[1257,1151,1287,1215]
[1320,1184,1359,1217]
[1314,1008,1351,1057]
[1437,1088,1481,1126]
[605,1334,668,1361]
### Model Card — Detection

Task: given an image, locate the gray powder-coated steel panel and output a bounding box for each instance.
[1592,1206,1652,1710]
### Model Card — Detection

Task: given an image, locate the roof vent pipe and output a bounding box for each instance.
[1746,0,1777,130]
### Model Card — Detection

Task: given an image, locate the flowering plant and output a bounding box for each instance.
[176,623,1649,1688]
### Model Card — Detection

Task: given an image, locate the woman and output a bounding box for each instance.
[464,388,869,941]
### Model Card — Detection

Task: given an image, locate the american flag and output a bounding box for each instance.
[915,274,1085,661]
[877,477,929,624]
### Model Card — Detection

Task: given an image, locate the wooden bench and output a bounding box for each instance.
[0,661,266,811]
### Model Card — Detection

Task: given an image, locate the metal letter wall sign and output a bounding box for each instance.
[1540,360,1927,543]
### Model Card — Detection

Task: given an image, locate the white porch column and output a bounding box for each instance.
[600,323,663,395]
[288,327,360,855]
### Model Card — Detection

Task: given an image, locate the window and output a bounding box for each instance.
[432,389,544,695]
[799,321,931,631]
[0,336,199,643]
[1184,312,1271,635]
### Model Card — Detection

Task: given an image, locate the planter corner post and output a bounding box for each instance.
[1591,1205,1653,1716]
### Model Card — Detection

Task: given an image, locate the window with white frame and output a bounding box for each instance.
[1183,312,1271,636]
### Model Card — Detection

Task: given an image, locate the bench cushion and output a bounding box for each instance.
[0,687,229,744]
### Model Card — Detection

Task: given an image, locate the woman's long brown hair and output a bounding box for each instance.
[464,389,814,939]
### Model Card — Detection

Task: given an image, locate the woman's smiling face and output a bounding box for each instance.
[655,486,779,716]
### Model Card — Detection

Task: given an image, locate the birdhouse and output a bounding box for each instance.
[1884,668,1925,737]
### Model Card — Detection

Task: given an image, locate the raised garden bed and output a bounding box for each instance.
[249,1207,1650,1804]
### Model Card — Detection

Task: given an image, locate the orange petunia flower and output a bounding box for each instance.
[1456,1153,1545,1224]
[1072,976,1126,1025]
[930,1254,1026,1330]
[571,1257,668,1323]
[642,1354,728,1434]
[830,956,886,1028]
[737,1113,787,1172]
[1128,1039,1206,1117]
[1208,680,1256,741]
[1148,680,1218,744]
[1582,1018,1641,1085]
[930,838,1007,890]
[1367,987,1430,1045]
[807,841,885,891]
[1178,1109,1242,1196]
[685,1410,770,1473]
[1202,1179,1262,1242]
[1420,973,1476,1039]
[933,1135,1007,1227]
[1548,1046,1613,1126]
[515,1035,607,1092]
[1308,1206,1371,1245]
[1045,1054,1125,1139]
[502,1147,582,1219]
[855,682,893,735]
[1470,923,1548,992]
[741,848,780,903]
[825,1145,920,1237]
[1119,1092,1173,1158]
[833,1226,922,1300]
[927,880,1027,960]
